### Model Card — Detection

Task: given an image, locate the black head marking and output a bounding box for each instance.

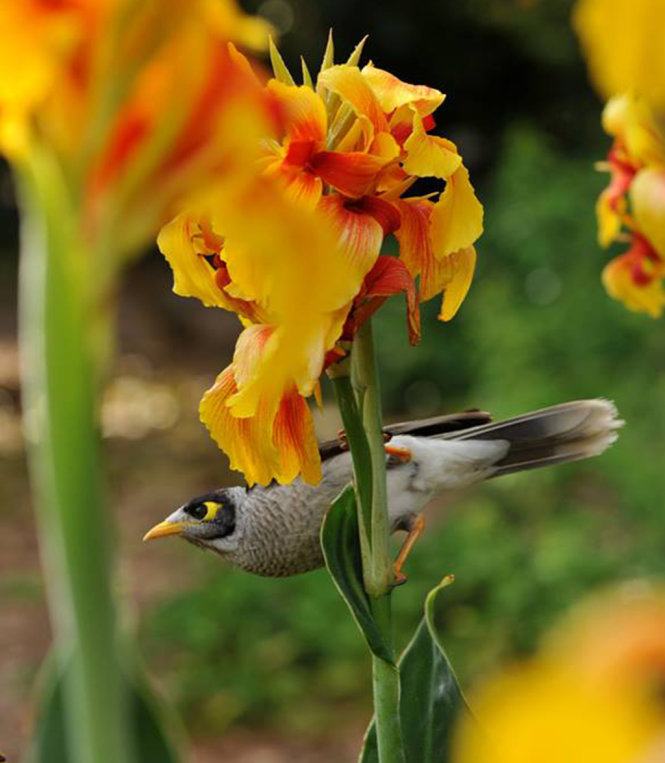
[183,490,236,540]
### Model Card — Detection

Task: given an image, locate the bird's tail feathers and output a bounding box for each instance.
[443,399,623,477]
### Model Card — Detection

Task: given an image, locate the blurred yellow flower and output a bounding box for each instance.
[595,94,665,317]
[159,37,483,486]
[1,0,272,254]
[454,586,665,763]
[574,0,665,111]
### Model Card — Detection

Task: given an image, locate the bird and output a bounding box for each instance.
[143,399,622,579]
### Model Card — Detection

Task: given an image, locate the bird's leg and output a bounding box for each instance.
[393,514,425,586]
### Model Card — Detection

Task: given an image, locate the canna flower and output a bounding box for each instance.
[574,0,665,112]
[595,95,665,317]
[453,587,665,763]
[159,36,484,486]
[1,0,272,257]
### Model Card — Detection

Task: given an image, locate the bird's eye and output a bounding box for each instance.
[185,503,208,520]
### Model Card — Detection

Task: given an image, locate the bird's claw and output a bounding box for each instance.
[392,569,408,587]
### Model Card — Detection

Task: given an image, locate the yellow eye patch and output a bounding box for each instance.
[202,501,221,521]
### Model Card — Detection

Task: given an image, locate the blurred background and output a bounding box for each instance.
[2,1,664,760]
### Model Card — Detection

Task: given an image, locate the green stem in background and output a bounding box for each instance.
[18,151,134,763]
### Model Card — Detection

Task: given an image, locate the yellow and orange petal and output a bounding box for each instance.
[157,210,266,322]
[361,64,444,117]
[402,112,462,180]
[319,193,386,274]
[199,359,321,487]
[429,164,484,258]
[602,246,665,318]
[395,198,476,320]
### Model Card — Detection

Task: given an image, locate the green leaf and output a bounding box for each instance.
[360,577,470,763]
[28,655,181,763]
[346,35,369,66]
[319,29,335,74]
[321,485,394,663]
[300,57,313,88]
[268,36,295,85]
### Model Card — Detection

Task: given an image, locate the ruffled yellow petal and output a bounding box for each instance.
[574,0,665,111]
[361,64,444,116]
[402,112,462,180]
[630,168,665,258]
[200,325,322,485]
[429,165,484,257]
[210,175,373,428]
[158,212,229,308]
[272,387,321,485]
[438,246,476,321]
[395,198,476,318]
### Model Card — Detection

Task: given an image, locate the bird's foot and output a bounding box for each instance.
[385,444,412,463]
[392,514,425,587]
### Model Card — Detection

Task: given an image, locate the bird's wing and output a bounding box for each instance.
[318,410,492,463]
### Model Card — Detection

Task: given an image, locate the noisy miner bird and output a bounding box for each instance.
[144,399,622,579]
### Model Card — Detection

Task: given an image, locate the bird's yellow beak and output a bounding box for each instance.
[142,520,187,542]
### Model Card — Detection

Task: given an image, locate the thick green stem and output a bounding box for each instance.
[18,154,133,763]
[370,596,405,763]
[330,372,373,571]
[352,322,393,596]
[330,322,405,763]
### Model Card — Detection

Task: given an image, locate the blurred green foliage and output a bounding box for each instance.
[141,124,665,736]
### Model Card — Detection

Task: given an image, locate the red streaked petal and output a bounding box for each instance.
[602,240,665,318]
[199,364,321,487]
[273,388,322,485]
[349,196,401,236]
[394,197,476,319]
[265,159,323,208]
[348,256,420,343]
[319,194,385,275]
[267,79,327,143]
[312,150,389,198]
